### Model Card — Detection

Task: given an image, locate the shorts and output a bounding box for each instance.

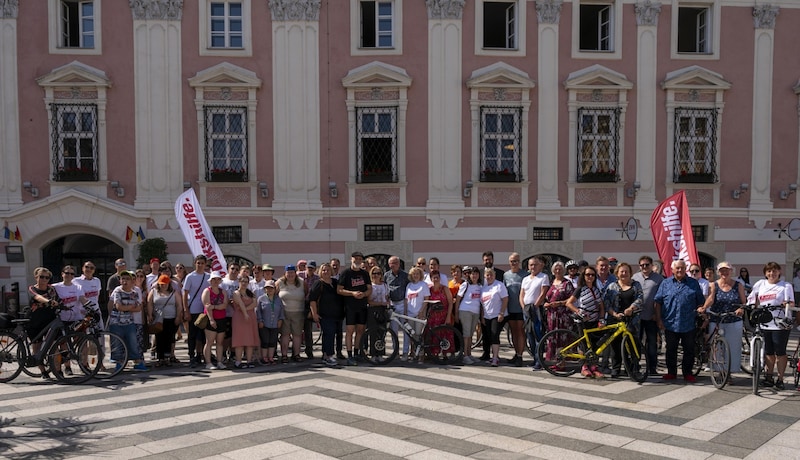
[763,329,791,356]
[504,312,524,322]
[259,327,279,348]
[281,311,305,337]
[206,317,230,334]
[346,305,368,326]
[459,311,479,338]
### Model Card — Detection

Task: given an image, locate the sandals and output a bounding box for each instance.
[581,365,592,377]
[281,355,289,364]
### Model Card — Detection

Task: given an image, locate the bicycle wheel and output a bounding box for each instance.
[93,331,128,379]
[0,332,24,383]
[740,329,753,374]
[752,337,762,395]
[426,326,464,365]
[358,327,399,365]
[692,334,707,376]
[621,334,649,383]
[709,336,731,389]
[48,333,101,384]
[538,329,584,377]
[793,354,800,388]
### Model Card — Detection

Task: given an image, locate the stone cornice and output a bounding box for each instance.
[535,0,562,25]
[635,0,661,27]
[129,0,183,21]
[0,0,18,19]
[753,5,779,30]
[425,0,465,20]
[268,0,321,21]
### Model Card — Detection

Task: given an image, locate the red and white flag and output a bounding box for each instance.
[650,190,699,277]
[174,189,228,276]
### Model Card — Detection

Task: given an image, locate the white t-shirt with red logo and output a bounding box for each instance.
[75,275,102,311]
[481,280,509,319]
[405,281,431,317]
[53,282,86,322]
[457,282,483,314]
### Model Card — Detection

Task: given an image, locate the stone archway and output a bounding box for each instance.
[42,234,123,305]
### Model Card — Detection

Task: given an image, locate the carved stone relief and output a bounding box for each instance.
[575,188,616,206]
[634,0,661,27]
[0,0,18,19]
[477,189,521,207]
[535,0,562,25]
[129,0,183,21]
[685,189,713,207]
[268,0,321,21]
[753,5,779,30]
[425,0,466,20]
[206,187,251,207]
[356,189,399,207]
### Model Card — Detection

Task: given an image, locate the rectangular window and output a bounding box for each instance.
[212,226,243,244]
[210,2,243,49]
[61,0,94,48]
[356,107,397,183]
[533,227,563,241]
[360,1,393,48]
[579,3,612,52]
[674,107,717,183]
[691,225,707,243]
[480,107,522,182]
[677,6,710,54]
[364,224,394,241]
[577,108,619,182]
[51,103,98,181]
[483,1,517,49]
[205,106,248,182]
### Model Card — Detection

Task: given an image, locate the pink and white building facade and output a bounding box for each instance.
[2,0,800,300]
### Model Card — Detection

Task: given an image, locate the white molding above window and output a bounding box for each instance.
[199,0,252,57]
[48,0,102,55]
[670,0,720,60]
[474,0,526,57]
[350,0,403,56]
[571,0,621,60]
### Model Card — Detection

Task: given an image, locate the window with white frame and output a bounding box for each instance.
[205,106,248,182]
[576,108,619,182]
[480,107,522,182]
[677,5,710,54]
[60,0,95,48]
[51,103,98,181]
[579,2,612,52]
[210,2,243,48]
[360,1,394,48]
[483,1,517,49]
[673,107,717,183]
[357,107,397,183]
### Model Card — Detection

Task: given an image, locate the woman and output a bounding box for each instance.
[109,271,148,372]
[277,265,306,363]
[747,262,796,390]
[424,257,449,286]
[403,267,430,361]
[566,266,606,378]
[699,261,746,377]
[256,280,284,365]
[543,261,575,365]
[426,270,453,327]
[147,274,182,366]
[132,269,150,363]
[738,267,752,293]
[202,271,229,370]
[455,266,482,364]
[27,267,60,378]
[604,263,644,377]
[74,261,102,328]
[310,263,342,366]
[174,262,188,340]
[231,276,260,368]
[481,267,508,367]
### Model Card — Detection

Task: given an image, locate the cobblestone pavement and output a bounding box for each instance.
[2,338,800,460]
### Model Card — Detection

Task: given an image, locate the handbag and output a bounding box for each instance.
[148,292,172,334]
[194,312,209,329]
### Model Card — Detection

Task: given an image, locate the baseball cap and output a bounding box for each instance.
[265,280,276,288]
[297,259,308,266]
[308,260,317,268]
[157,275,172,285]
[150,258,160,264]
[261,264,274,272]
[351,251,364,258]
[209,271,223,281]
[285,264,297,272]
[717,261,733,271]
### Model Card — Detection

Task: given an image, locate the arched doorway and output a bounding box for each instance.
[42,234,124,305]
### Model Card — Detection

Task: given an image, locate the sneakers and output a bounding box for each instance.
[662,373,677,381]
[115,363,124,373]
[133,362,149,372]
[205,363,217,370]
[479,353,491,361]
[762,375,775,387]
[324,356,338,366]
[346,357,358,366]
[775,379,786,390]
[216,362,227,370]
[462,356,474,365]
[512,355,524,367]
[490,357,499,367]
[64,367,73,376]
[684,374,697,384]
[399,354,407,362]
[336,353,346,360]
[531,362,543,371]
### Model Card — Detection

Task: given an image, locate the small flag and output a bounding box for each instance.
[2,226,10,240]
[14,227,21,242]
[137,226,146,242]
[125,226,135,243]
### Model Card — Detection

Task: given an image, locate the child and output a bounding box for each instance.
[256,280,284,365]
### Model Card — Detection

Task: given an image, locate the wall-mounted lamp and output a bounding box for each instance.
[328,181,338,199]
[22,181,39,199]
[463,180,474,198]
[109,181,125,197]
[780,183,798,200]
[258,181,269,198]
[626,181,641,199]
[731,182,749,200]
[183,181,192,190]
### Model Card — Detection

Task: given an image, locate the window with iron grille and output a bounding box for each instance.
[60,0,95,48]
[205,106,248,182]
[210,2,243,48]
[692,225,707,243]
[577,107,619,183]
[356,106,397,183]
[51,103,98,182]
[677,6,710,54]
[674,107,717,183]
[533,227,563,240]
[480,106,522,182]
[360,1,394,48]
[212,226,242,244]
[483,1,517,49]
[579,2,613,52]
[364,224,394,241]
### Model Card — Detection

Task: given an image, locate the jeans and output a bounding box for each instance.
[640,319,659,373]
[665,328,696,376]
[109,323,139,363]
[320,317,338,357]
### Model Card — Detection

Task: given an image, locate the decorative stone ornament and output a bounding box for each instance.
[129,0,183,20]
[634,0,661,27]
[535,0,562,24]
[753,4,779,30]
[425,0,466,20]
[268,0,322,21]
[0,0,18,19]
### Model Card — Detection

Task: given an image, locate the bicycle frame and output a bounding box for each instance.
[389,310,428,350]
[561,321,638,362]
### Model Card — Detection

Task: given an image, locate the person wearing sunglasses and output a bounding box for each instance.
[75,261,104,330]
[688,263,710,299]
[52,265,91,376]
[633,255,664,376]
[566,267,606,378]
[26,267,60,378]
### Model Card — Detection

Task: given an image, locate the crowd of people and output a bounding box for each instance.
[20,252,799,388]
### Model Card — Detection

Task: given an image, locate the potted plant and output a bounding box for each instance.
[208,168,246,182]
[578,169,617,183]
[677,170,715,183]
[481,168,517,182]
[54,166,96,181]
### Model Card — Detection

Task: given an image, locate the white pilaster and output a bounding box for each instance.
[131,1,184,212]
[0,2,22,210]
[535,0,562,211]
[269,0,323,230]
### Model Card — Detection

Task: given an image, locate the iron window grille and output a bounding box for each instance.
[480,106,522,182]
[356,106,398,183]
[364,224,394,242]
[205,106,248,182]
[674,107,718,184]
[576,107,619,182]
[51,103,99,182]
[533,227,563,241]
[61,0,95,48]
[360,1,394,48]
[483,1,517,49]
[212,226,242,244]
[210,2,243,48]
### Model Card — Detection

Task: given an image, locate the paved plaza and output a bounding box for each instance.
[2,340,800,460]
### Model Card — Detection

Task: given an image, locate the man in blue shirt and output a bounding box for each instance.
[654,259,705,382]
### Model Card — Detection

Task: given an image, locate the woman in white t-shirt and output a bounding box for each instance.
[481,267,508,367]
[403,267,430,360]
[74,261,102,327]
[456,266,482,364]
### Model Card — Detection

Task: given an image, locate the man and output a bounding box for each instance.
[384,256,409,345]
[145,258,161,289]
[595,256,617,294]
[654,259,705,383]
[479,250,504,360]
[299,260,320,359]
[632,255,664,375]
[608,257,619,271]
[503,252,528,367]
[183,255,210,368]
[424,257,449,286]
[329,257,344,358]
[75,261,103,326]
[337,251,372,366]
[330,258,341,280]
[689,263,710,297]
[262,264,276,281]
[106,258,128,317]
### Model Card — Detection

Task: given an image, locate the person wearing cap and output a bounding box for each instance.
[337,251,372,366]
[455,266,482,364]
[564,260,580,288]
[109,270,149,372]
[262,264,276,281]
[298,260,320,359]
[277,264,307,363]
[183,255,210,368]
[608,257,619,270]
[256,279,284,365]
[698,261,746,378]
[202,271,229,370]
[633,255,664,375]
[147,274,183,366]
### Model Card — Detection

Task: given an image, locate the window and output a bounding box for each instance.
[364,224,394,241]
[692,225,707,242]
[360,1,393,48]
[579,3,612,51]
[677,6,710,53]
[61,0,94,48]
[480,107,522,182]
[674,108,717,183]
[533,227,564,241]
[210,2,243,48]
[212,226,243,244]
[577,108,619,182]
[483,1,516,49]
[205,106,248,182]
[51,103,98,182]
[357,107,397,183]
